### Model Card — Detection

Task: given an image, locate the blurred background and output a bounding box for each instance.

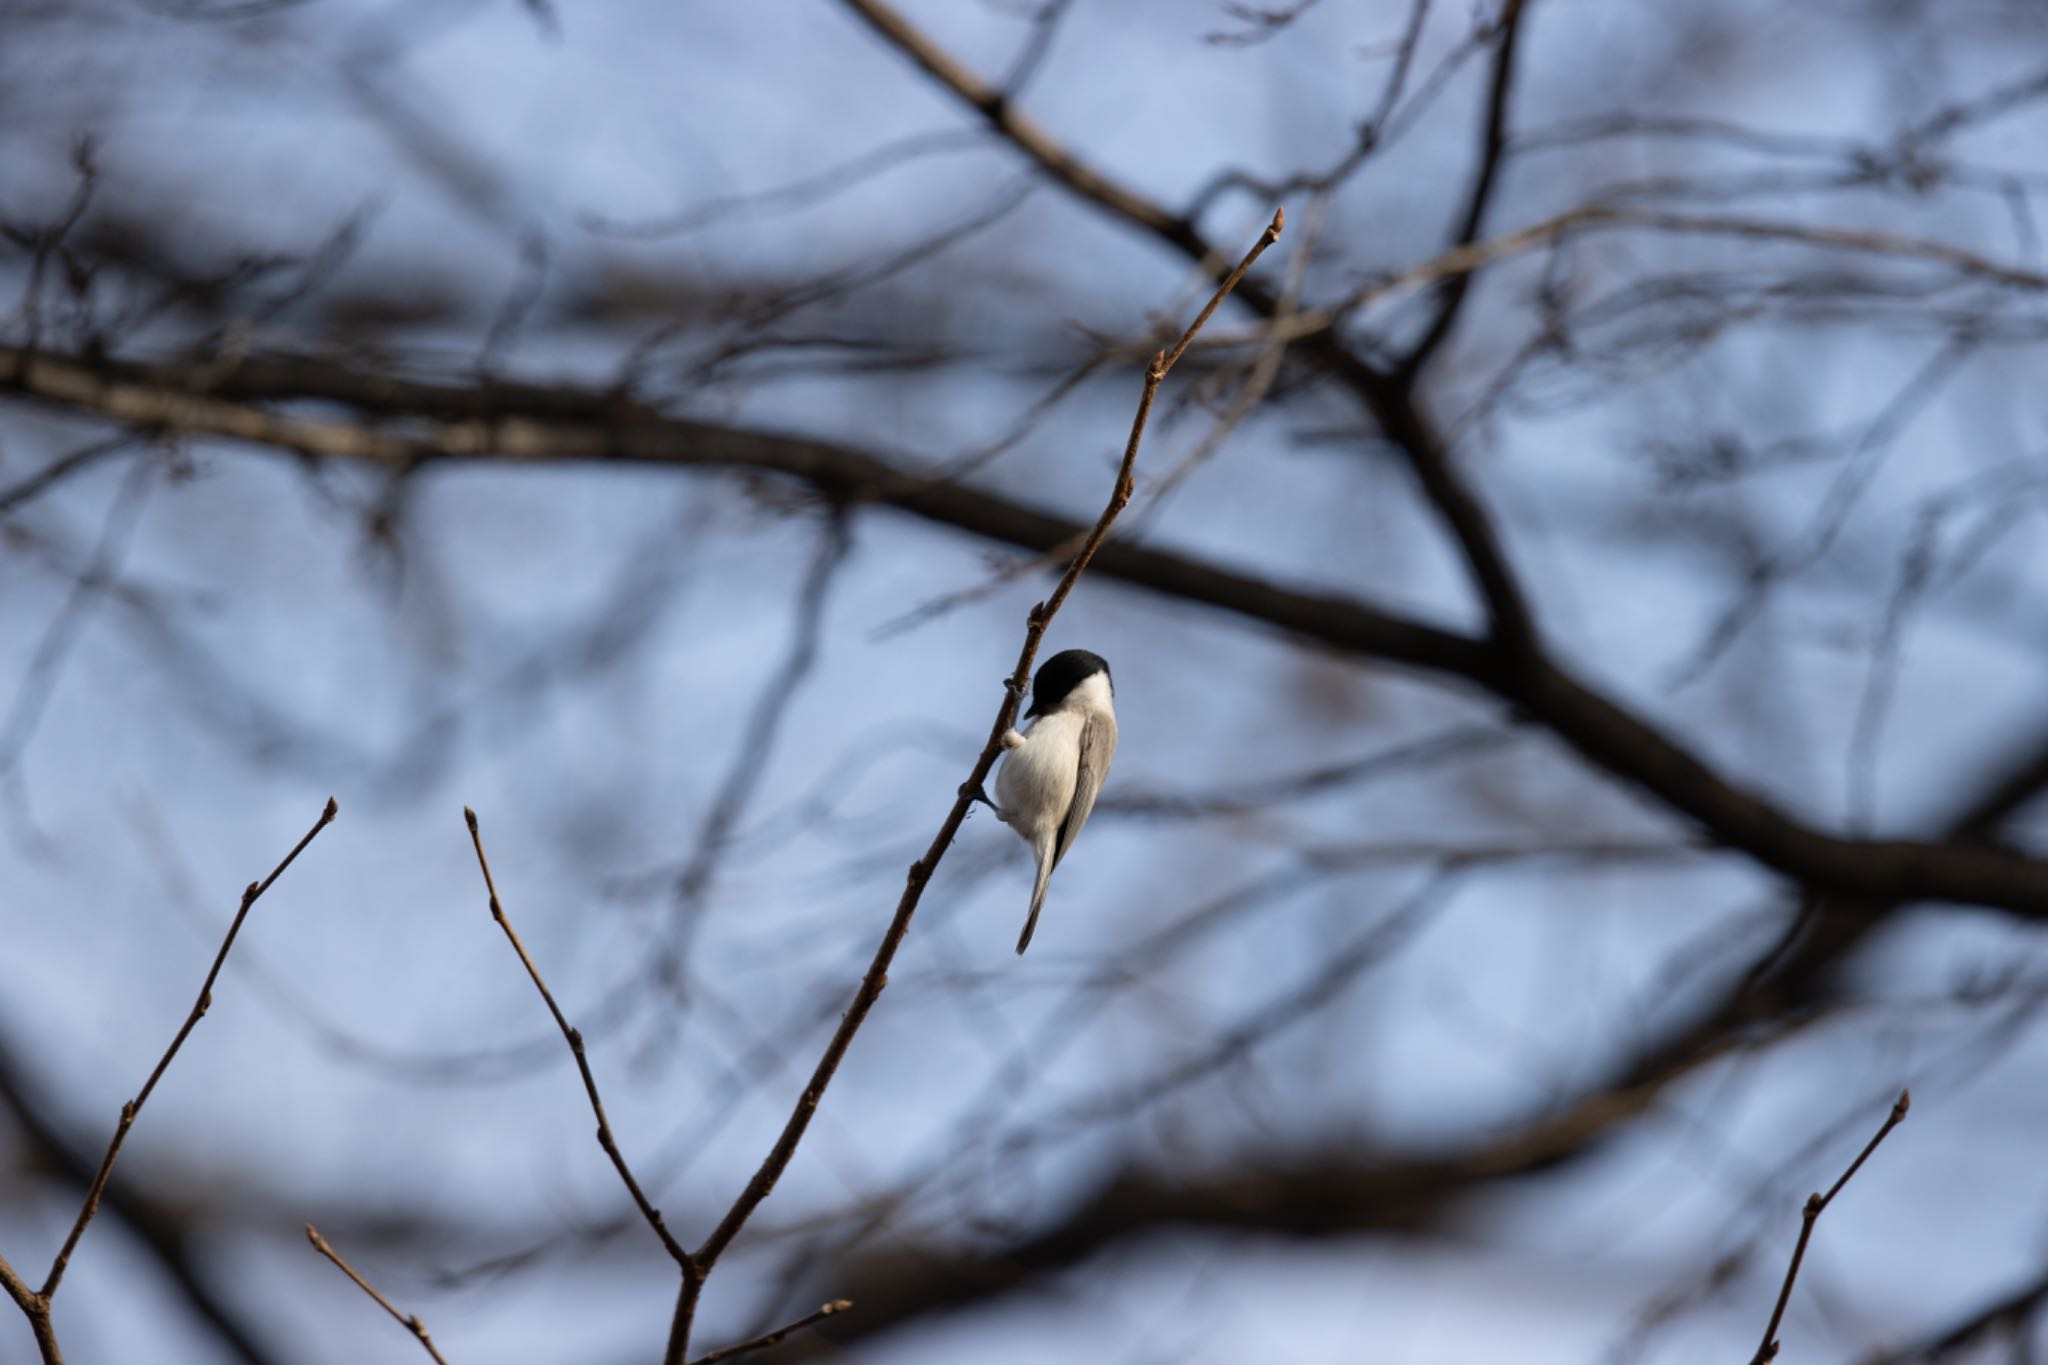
[3,0,2047,1361]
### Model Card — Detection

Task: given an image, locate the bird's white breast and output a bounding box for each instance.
[995,673,1113,840]
[996,712,1082,840]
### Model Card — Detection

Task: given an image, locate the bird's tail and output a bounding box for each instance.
[1016,835,1056,955]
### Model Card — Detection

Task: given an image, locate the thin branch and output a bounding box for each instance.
[688,1300,852,1365]
[461,807,694,1270]
[1751,1089,1912,1365]
[0,433,135,516]
[1400,0,1529,378]
[304,1224,449,1365]
[660,208,1284,1365]
[0,1023,281,1365]
[39,796,338,1302]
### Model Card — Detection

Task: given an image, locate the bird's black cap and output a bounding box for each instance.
[1026,648,1112,717]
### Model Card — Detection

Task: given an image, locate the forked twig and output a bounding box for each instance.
[688,1299,853,1365]
[661,208,1284,1364]
[463,807,693,1271]
[1751,1089,1911,1364]
[305,1223,449,1365]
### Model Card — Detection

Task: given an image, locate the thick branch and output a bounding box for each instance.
[5,346,2048,920]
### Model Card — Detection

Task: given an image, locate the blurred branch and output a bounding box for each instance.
[661,208,1285,1364]
[0,433,134,517]
[462,809,692,1268]
[837,0,1537,665]
[6,344,2048,921]
[0,1028,284,1365]
[1865,1262,2048,1363]
[1399,0,1529,378]
[1750,1089,1911,1364]
[304,1224,449,1365]
[661,510,852,975]
[0,797,336,1364]
[777,1089,1778,1359]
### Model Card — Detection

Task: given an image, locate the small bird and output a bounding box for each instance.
[974,648,1118,954]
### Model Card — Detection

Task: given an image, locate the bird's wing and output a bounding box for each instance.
[1051,709,1116,870]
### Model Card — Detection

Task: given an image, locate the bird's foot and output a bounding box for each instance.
[959,779,1000,814]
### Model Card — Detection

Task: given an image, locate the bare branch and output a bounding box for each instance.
[462,807,693,1270]
[305,1224,449,1365]
[9,345,2048,922]
[661,207,1285,1365]
[688,1300,852,1365]
[40,796,338,1301]
[0,797,336,1364]
[1751,1089,1912,1365]
[1400,0,1530,377]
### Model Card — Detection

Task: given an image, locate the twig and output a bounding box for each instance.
[1399,0,1529,378]
[660,208,1284,1365]
[462,807,693,1270]
[0,797,337,1365]
[1750,1089,1911,1364]
[688,1299,852,1365]
[304,1224,449,1365]
[44,797,337,1301]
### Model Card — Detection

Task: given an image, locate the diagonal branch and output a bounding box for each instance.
[0,796,337,1365]
[462,808,692,1270]
[1398,0,1530,378]
[832,0,1537,656]
[660,208,1285,1365]
[1751,1089,1911,1365]
[0,1028,283,1365]
[304,1224,449,1365]
[42,797,337,1301]
[688,1299,852,1365]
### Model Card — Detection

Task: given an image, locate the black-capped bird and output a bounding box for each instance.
[974,649,1118,954]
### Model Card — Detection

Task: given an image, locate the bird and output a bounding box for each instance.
[969,648,1118,954]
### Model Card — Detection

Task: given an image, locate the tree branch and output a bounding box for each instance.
[0,797,336,1365]
[0,1029,284,1365]
[462,808,692,1270]
[1398,0,1529,378]
[661,208,1284,1365]
[304,1224,449,1365]
[1751,1089,1911,1365]
[6,345,2048,921]
[688,1299,851,1365]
